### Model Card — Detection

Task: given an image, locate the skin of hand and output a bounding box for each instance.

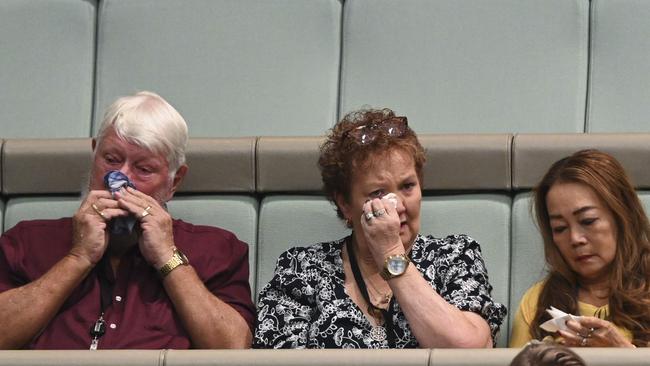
[70,190,129,265]
[558,317,635,348]
[359,195,405,269]
[114,187,176,269]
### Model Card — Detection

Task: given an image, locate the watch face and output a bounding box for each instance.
[177,250,189,265]
[387,256,408,275]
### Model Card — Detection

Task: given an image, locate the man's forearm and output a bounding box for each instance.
[0,254,93,349]
[163,265,252,349]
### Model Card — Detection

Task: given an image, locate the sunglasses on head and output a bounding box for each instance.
[346,117,408,145]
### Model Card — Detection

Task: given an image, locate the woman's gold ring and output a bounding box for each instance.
[373,209,387,217]
[364,212,374,221]
[580,336,588,347]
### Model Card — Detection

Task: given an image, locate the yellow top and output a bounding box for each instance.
[509,281,633,347]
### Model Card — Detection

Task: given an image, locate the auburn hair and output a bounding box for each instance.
[318,108,425,221]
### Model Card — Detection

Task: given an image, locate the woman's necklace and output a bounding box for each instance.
[353,253,387,325]
[346,238,396,344]
[369,324,387,342]
[360,267,392,306]
[355,243,392,307]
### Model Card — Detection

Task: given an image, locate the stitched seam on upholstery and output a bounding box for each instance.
[584,0,595,132]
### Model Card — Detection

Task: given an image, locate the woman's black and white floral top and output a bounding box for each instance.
[254,234,506,349]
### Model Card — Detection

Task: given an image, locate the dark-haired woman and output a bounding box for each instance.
[510,341,586,366]
[254,108,505,348]
[510,149,650,348]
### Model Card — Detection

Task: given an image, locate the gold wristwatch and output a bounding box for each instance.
[159,247,189,278]
[379,254,410,280]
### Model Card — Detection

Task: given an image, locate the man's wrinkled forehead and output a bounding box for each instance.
[97,128,165,158]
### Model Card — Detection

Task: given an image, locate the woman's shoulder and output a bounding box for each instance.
[412,234,491,281]
[518,281,546,310]
[525,281,546,296]
[414,233,482,259]
[275,237,346,269]
[418,233,480,248]
[260,237,347,302]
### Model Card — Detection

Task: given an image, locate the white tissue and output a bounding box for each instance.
[539,306,582,333]
[383,193,398,208]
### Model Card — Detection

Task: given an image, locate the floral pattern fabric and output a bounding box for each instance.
[254,234,506,349]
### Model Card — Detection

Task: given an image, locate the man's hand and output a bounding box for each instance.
[70,190,126,266]
[115,187,175,269]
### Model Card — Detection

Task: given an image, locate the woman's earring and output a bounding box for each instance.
[345,218,352,228]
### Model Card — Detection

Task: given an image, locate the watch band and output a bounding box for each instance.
[159,248,188,278]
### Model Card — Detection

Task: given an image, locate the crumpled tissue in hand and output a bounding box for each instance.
[383,193,398,208]
[540,306,582,333]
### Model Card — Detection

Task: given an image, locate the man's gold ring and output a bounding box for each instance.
[141,206,152,218]
[91,203,106,219]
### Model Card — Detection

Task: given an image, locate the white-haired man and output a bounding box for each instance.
[0,92,254,349]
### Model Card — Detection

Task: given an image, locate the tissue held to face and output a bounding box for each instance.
[340,148,422,247]
[104,170,136,193]
[90,128,175,204]
[546,181,618,283]
[102,170,138,235]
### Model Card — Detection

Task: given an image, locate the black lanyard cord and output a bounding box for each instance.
[98,268,114,313]
[346,237,396,346]
[90,260,114,349]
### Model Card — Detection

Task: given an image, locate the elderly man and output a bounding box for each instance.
[0,91,254,349]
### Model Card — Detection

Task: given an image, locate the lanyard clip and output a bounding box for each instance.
[89,337,100,351]
[89,314,106,350]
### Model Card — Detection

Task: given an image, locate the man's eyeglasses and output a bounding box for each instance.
[346,117,408,145]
